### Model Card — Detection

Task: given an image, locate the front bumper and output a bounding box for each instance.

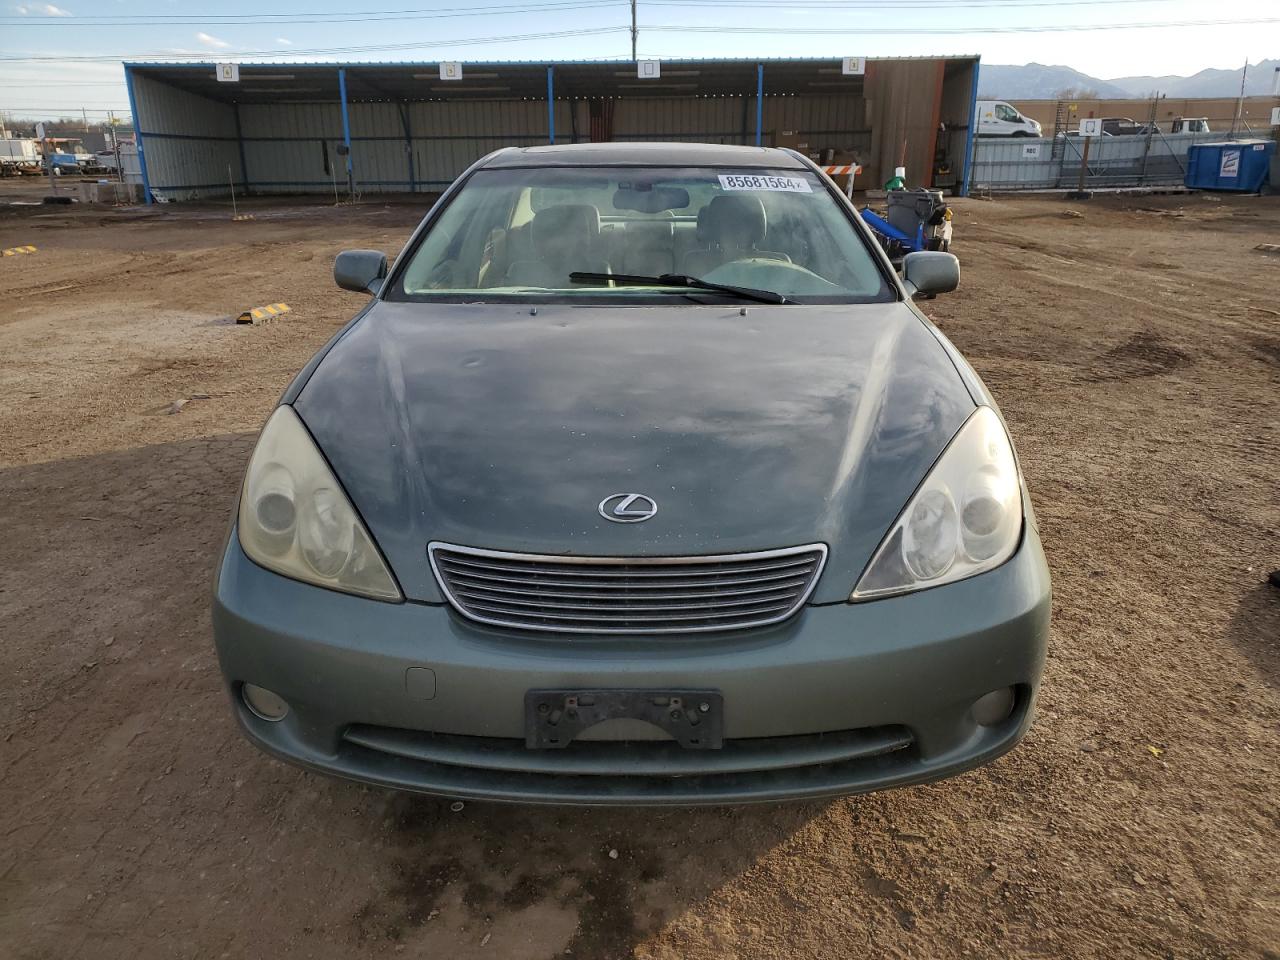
[212,527,1051,805]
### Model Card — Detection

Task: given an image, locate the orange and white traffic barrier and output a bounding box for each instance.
[821,164,861,197]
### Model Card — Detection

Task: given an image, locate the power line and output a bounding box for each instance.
[0,1,627,27]
[651,0,1177,5]
[0,0,619,17]
[644,15,1280,33]
[0,26,631,62]
[2,11,1271,65]
[0,0,1177,15]
[0,0,1184,24]
[654,0,1176,4]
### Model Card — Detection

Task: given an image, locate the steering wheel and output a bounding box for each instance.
[702,258,843,295]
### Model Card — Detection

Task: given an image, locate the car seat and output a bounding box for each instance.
[504,204,609,288]
[620,218,676,278]
[683,195,790,276]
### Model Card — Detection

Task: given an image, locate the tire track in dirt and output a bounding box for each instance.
[1083,331,1192,382]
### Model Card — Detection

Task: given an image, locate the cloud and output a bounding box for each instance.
[14,3,73,14]
[195,31,230,49]
[275,37,292,46]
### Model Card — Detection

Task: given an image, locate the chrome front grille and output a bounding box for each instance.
[428,542,827,635]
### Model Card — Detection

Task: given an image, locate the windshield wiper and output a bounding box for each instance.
[568,271,793,305]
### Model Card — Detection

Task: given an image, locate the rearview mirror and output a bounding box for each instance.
[901,251,959,299]
[613,183,690,214]
[334,249,387,294]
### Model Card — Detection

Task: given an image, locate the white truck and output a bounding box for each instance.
[0,138,41,175]
[976,100,1043,137]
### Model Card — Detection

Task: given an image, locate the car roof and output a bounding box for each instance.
[479,142,808,169]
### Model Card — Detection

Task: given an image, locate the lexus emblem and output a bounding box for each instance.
[598,493,658,523]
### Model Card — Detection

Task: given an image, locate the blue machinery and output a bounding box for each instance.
[858,206,929,254]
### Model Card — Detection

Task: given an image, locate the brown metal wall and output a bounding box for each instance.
[864,59,948,189]
[939,61,978,191]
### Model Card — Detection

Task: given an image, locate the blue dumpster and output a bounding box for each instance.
[1185,140,1275,192]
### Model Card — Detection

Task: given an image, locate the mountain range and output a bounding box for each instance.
[978,59,1280,99]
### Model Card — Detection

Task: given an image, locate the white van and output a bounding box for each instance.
[976,101,1042,137]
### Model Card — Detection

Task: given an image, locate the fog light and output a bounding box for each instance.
[971,687,1015,727]
[242,683,289,722]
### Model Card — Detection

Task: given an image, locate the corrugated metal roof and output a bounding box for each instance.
[126,55,978,105]
[124,55,979,68]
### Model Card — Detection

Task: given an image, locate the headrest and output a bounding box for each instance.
[533,204,601,244]
[626,219,676,245]
[696,194,767,247]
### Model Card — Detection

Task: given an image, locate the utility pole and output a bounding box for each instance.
[37,121,56,196]
[1231,59,1248,138]
[630,0,637,61]
[109,110,123,185]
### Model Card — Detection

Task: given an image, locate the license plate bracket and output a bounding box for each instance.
[524,689,724,750]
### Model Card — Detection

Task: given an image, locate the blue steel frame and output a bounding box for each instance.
[399,102,417,192]
[546,66,555,144]
[959,60,981,197]
[755,64,764,147]
[122,63,154,204]
[338,67,354,195]
[233,103,249,190]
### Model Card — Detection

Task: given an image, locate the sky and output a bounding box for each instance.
[1,0,1278,121]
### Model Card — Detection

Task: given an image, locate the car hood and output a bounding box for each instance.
[294,301,974,604]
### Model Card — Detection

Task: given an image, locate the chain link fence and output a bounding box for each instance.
[969,130,1230,192]
[966,108,1277,192]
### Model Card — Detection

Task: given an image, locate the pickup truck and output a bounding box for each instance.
[1100,117,1157,136]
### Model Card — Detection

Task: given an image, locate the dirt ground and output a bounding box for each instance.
[1,182,1277,960]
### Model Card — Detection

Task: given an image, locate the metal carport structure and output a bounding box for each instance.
[123,56,980,204]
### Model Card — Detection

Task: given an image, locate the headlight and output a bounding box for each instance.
[237,406,402,601]
[851,406,1022,600]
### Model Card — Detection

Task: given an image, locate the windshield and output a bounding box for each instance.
[388,166,891,304]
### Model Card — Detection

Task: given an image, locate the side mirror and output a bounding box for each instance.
[902,251,959,299]
[334,249,387,294]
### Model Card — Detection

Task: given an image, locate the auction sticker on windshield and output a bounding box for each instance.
[718,174,813,193]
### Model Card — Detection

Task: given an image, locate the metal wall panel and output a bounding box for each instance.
[608,95,868,151]
[762,95,869,153]
[349,102,410,190]
[865,60,945,189]
[118,142,142,184]
[970,131,1218,190]
[970,136,1061,189]
[407,99,556,190]
[131,72,241,199]
[613,97,747,143]
[239,102,345,195]
[238,98,557,194]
